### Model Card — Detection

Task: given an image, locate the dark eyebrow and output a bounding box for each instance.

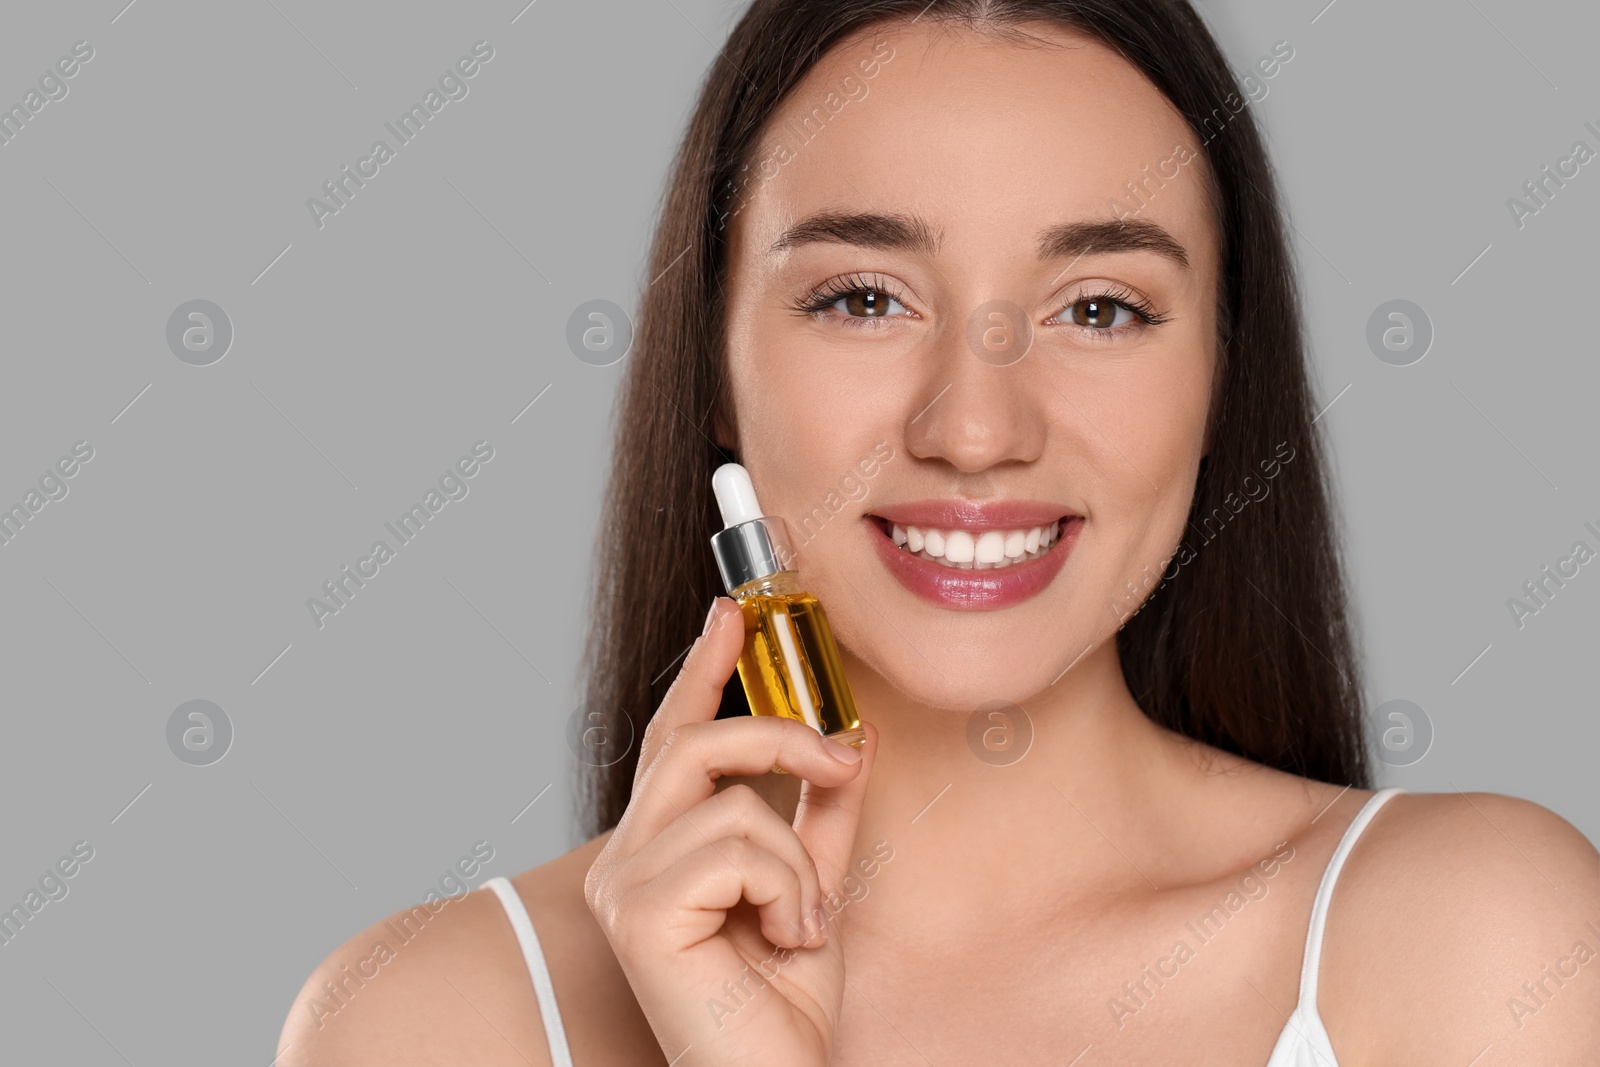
[768,210,1189,269]
[769,211,941,258]
[1037,217,1189,269]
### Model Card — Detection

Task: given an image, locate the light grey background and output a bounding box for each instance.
[0,0,1594,1062]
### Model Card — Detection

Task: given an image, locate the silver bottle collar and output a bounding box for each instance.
[711,515,793,593]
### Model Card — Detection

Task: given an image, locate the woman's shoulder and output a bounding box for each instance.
[1319,788,1600,1063]
[276,828,658,1066]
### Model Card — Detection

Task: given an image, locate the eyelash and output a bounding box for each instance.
[789,273,1170,339]
[1050,283,1171,336]
[790,273,906,330]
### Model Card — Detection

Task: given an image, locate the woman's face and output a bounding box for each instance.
[719,20,1219,710]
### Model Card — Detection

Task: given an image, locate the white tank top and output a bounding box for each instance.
[485,786,1404,1066]
[1263,786,1404,1065]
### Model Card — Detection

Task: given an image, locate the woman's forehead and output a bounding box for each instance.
[734,20,1215,269]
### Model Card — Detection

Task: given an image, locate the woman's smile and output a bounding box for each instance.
[862,499,1082,609]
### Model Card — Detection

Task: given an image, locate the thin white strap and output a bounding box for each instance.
[1295,787,1405,1008]
[484,876,575,1067]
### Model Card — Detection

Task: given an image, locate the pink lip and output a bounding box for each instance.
[866,513,1082,611]
[869,499,1079,530]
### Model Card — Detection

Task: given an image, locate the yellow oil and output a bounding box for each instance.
[731,573,863,772]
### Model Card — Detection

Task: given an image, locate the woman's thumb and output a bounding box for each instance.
[791,719,878,904]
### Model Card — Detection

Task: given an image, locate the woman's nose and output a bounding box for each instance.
[901,308,1049,473]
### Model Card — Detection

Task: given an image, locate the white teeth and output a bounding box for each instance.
[885,518,1065,570]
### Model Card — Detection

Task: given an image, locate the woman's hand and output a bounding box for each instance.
[584,596,878,1066]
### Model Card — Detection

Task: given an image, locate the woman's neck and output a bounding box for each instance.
[831,641,1249,919]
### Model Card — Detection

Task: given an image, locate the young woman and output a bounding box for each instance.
[279,1,1600,1063]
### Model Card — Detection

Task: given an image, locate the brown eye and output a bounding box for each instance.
[842,289,894,317]
[796,273,914,326]
[1047,287,1166,338]
[1070,296,1127,329]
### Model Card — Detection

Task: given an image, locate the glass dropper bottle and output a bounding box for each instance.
[709,463,865,762]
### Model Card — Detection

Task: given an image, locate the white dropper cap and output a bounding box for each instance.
[712,462,763,529]
[709,462,792,591]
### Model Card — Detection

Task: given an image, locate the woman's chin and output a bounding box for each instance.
[846,647,1067,718]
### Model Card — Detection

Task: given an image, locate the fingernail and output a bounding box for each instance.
[702,599,720,635]
[823,737,862,763]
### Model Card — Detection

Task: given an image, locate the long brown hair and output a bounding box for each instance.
[576,0,1370,839]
